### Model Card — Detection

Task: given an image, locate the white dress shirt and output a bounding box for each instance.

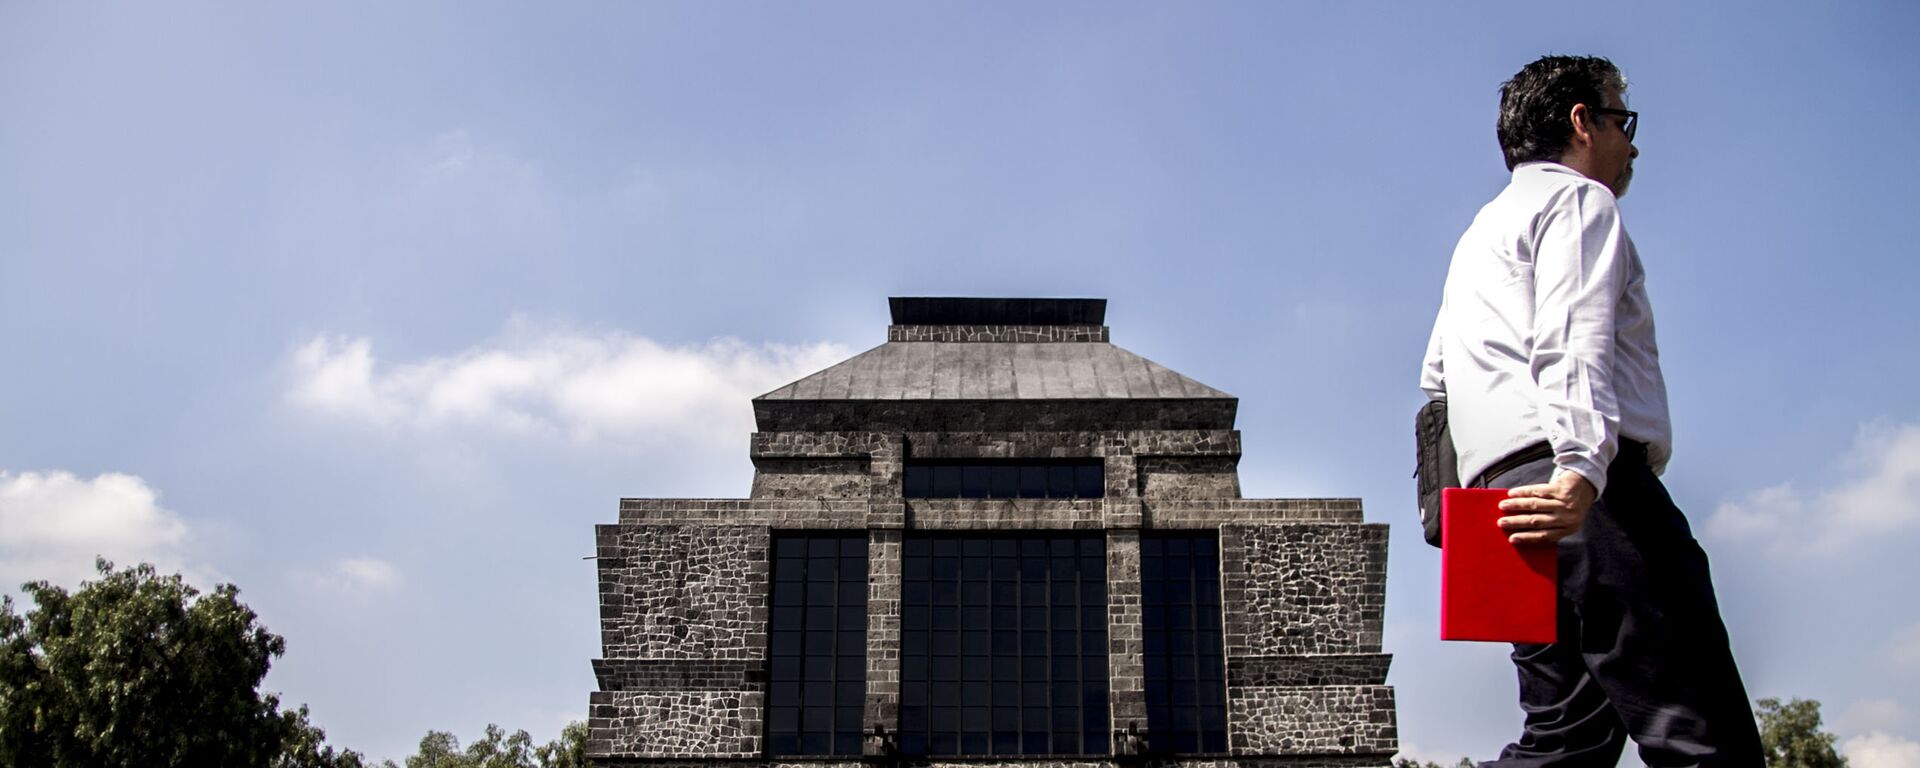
[1421,161,1671,496]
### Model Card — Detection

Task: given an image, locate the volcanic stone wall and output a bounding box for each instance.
[590,524,771,757]
[1219,524,1393,756]
[1139,456,1242,499]
[589,425,1394,764]
[749,457,871,499]
[589,324,1394,765]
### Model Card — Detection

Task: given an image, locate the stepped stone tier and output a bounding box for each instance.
[589,297,1395,767]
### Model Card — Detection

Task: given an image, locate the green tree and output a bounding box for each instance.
[1392,757,1474,768]
[535,721,587,768]
[1757,697,1849,768]
[398,722,585,768]
[0,559,364,768]
[276,705,373,768]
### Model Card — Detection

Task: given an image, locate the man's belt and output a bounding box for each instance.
[1473,441,1554,488]
[1474,439,1652,488]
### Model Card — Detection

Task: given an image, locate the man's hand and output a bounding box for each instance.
[1497,470,1598,546]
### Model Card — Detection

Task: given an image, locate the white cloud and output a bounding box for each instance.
[1707,422,1920,552]
[1705,483,1797,540]
[287,321,852,448]
[0,470,194,596]
[305,557,401,594]
[1842,731,1920,768]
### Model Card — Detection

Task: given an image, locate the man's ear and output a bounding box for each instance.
[1567,102,1595,147]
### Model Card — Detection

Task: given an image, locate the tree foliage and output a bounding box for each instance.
[1757,697,1849,768]
[396,721,586,768]
[0,559,364,768]
[1392,758,1474,768]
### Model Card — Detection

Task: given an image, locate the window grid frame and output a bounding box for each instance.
[899,533,1111,758]
[765,533,869,758]
[1140,532,1229,755]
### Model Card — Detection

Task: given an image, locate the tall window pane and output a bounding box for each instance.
[901,533,1109,757]
[767,533,868,757]
[1141,534,1227,754]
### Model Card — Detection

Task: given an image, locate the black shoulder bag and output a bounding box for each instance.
[1413,398,1457,548]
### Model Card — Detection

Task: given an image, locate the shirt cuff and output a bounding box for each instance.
[1553,453,1609,498]
[1646,443,1671,476]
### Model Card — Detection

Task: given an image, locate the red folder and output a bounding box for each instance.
[1440,488,1558,643]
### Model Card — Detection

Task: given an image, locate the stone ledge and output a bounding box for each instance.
[751,431,899,459]
[610,499,1372,528]
[748,430,1246,460]
[618,499,869,526]
[1146,500,1366,526]
[754,400,1239,433]
[908,498,1106,529]
[592,658,763,692]
[1226,654,1392,687]
[905,430,1242,459]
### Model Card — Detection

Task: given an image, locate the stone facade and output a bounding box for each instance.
[595,525,769,661]
[590,298,1394,765]
[1223,526,1388,656]
[1139,457,1242,499]
[750,458,872,499]
[1225,687,1398,756]
[589,690,763,757]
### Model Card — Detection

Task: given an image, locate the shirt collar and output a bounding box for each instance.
[1512,160,1574,176]
[1513,160,1580,178]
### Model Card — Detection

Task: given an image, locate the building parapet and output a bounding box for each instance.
[888,324,1111,343]
[613,498,1366,527]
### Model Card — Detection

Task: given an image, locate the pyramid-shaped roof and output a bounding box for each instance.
[752,298,1236,434]
[756,340,1231,401]
[757,298,1230,402]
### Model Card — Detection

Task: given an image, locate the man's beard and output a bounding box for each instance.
[1615,163,1633,198]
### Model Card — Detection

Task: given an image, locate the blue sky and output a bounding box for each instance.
[3,3,1917,765]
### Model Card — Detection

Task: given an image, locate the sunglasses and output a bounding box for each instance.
[1589,106,1638,142]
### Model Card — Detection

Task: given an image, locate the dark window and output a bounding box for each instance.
[767,534,868,757]
[902,460,1105,500]
[900,534,1109,757]
[1140,534,1227,754]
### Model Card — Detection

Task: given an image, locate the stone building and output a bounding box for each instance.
[588,297,1394,766]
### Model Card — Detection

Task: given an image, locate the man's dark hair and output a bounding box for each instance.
[1497,55,1628,170]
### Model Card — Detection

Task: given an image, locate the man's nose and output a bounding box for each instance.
[1630,144,1640,158]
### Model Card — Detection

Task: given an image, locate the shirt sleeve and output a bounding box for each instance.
[1420,301,1447,402]
[1529,183,1629,495]
[1646,440,1671,477]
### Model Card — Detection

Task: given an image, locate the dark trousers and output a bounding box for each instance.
[1476,442,1764,768]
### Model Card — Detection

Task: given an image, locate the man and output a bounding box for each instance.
[1420,56,1764,766]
